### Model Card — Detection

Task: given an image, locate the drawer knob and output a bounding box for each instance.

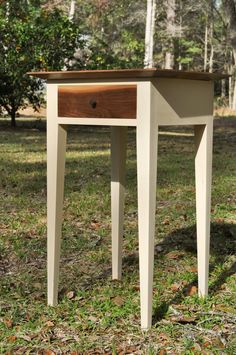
[89,99,97,109]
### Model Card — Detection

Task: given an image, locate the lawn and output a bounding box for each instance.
[0,117,235,354]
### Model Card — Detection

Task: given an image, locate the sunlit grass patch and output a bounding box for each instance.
[0,117,235,353]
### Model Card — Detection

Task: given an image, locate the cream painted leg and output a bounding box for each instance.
[111,126,127,280]
[47,84,67,306]
[194,120,213,297]
[137,82,158,329]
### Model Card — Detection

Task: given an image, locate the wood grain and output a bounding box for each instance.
[28,68,229,81]
[58,85,137,119]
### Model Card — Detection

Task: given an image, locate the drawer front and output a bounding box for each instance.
[58,85,137,119]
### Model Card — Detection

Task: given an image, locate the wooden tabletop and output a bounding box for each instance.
[28,68,228,81]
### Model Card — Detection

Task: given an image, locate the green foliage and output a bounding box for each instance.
[33,9,82,70]
[74,0,145,69]
[0,1,82,126]
[176,39,202,66]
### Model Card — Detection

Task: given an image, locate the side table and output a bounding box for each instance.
[29,69,226,329]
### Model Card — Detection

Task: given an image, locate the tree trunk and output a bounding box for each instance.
[221,79,226,98]
[223,0,236,109]
[209,44,214,73]
[6,1,9,19]
[165,0,175,69]
[228,52,233,108]
[208,1,214,73]
[11,111,16,128]
[204,18,208,71]
[144,0,156,68]
[69,0,75,21]
[229,76,232,108]
[232,78,236,109]
[232,49,236,109]
[178,0,182,70]
[228,50,236,110]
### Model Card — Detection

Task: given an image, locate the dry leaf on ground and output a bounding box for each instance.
[111,295,125,306]
[186,285,197,296]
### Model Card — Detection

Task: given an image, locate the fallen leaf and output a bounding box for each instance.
[213,324,220,331]
[191,343,202,351]
[159,350,167,355]
[24,313,32,321]
[45,320,54,327]
[33,282,42,289]
[3,319,13,328]
[33,292,44,300]
[159,333,170,341]
[7,335,17,342]
[170,283,181,292]
[189,266,198,273]
[159,333,170,345]
[88,315,98,323]
[90,220,101,229]
[166,251,184,259]
[174,304,188,310]
[39,217,47,224]
[118,346,139,354]
[66,291,75,299]
[43,350,56,355]
[186,285,197,296]
[215,218,224,223]
[211,338,225,349]
[182,280,188,286]
[163,219,170,225]
[111,295,125,306]
[214,304,233,312]
[19,335,32,342]
[175,204,183,210]
[75,222,83,228]
[203,341,211,348]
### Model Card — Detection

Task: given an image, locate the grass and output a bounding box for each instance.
[0,116,235,354]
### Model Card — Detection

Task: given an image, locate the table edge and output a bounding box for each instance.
[27,68,229,81]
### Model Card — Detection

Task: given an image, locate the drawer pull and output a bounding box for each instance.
[89,99,97,109]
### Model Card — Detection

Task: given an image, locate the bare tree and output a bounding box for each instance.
[203,0,214,72]
[204,15,208,71]
[165,0,175,69]
[208,0,214,72]
[69,0,75,21]
[144,0,156,68]
[224,0,236,109]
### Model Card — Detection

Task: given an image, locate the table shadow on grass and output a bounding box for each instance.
[100,221,236,323]
[55,221,235,324]
[150,222,236,324]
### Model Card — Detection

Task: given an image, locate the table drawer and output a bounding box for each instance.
[58,85,137,119]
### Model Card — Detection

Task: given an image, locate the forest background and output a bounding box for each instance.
[0,0,236,126]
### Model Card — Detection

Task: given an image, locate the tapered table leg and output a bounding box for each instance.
[136,82,158,329]
[111,126,127,280]
[194,119,213,297]
[47,85,67,306]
